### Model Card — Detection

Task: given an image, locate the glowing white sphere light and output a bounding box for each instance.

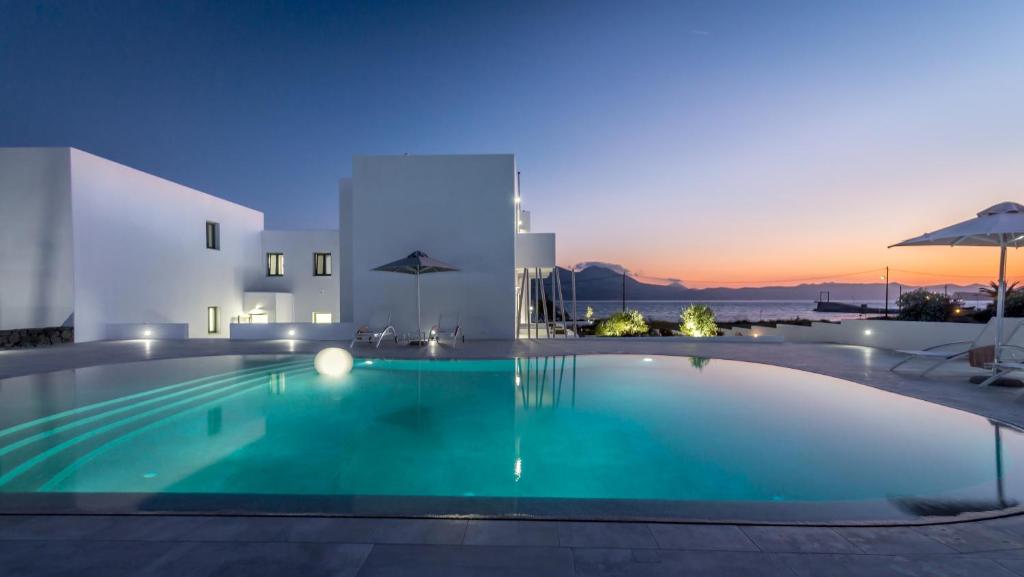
[314,347,353,377]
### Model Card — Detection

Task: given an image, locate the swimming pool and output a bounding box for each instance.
[0,354,1020,523]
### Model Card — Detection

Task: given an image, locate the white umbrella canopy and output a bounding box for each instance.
[891,202,1024,379]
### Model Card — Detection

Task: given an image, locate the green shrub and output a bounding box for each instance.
[896,289,959,322]
[679,304,718,337]
[595,309,649,336]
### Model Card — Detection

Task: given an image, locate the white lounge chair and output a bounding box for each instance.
[351,311,397,349]
[890,318,1024,376]
[430,313,463,347]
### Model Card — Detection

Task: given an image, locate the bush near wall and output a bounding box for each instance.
[896,289,959,322]
[595,309,649,336]
[679,304,719,337]
[0,327,73,348]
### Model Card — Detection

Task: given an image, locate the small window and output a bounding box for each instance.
[206,222,220,250]
[267,253,284,276]
[313,252,332,276]
[207,306,220,334]
[312,312,333,324]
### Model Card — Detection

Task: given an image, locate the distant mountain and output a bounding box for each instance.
[546,265,982,302]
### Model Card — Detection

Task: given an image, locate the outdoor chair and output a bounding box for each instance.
[430,313,463,347]
[890,318,1024,377]
[351,311,397,349]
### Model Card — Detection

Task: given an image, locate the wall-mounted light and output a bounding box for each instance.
[864,329,873,336]
[287,329,296,337]
[142,329,152,337]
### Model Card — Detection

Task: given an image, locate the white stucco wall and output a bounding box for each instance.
[0,148,75,330]
[247,229,341,323]
[342,155,517,339]
[515,233,556,268]
[727,318,1015,351]
[68,149,264,341]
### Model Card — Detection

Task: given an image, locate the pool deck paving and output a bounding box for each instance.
[2,337,1024,576]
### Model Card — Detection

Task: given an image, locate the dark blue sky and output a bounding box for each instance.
[2,1,1022,285]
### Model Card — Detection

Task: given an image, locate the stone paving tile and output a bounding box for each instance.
[647,523,759,551]
[965,548,1024,560]
[742,526,861,554]
[143,541,372,577]
[287,517,467,545]
[557,521,658,549]
[915,523,1024,553]
[356,544,574,577]
[84,515,211,541]
[984,516,1024,538]
[779,552,1021,577]
[177,515,301,542]
[995,558,1024,576]
[463,519,560,546]
[834,526,956,555]
[0,515,117,541]
[573,547,795,577]
[0,539,187,577]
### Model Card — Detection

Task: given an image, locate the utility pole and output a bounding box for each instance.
[884,266,889,319]
[622,270,626,312]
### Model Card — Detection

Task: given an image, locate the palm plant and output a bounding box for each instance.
[981,281,1020,300]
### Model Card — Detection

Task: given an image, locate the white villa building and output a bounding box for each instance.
[0,147,558,344]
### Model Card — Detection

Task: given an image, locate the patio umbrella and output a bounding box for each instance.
[891,202,1024,380]
[373,251,459,341]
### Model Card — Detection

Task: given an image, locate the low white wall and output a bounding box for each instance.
[103,323,189,340]
[726,319,1003,351]
[230,322,355,341]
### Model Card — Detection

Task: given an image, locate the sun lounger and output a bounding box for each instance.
[351,311,397,349]
[430,313,463,346]
[890,318,1023,376]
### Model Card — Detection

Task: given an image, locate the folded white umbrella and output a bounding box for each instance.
[891,202,1024,380]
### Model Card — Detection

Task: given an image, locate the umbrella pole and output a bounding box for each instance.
[416,270,422,343]
[995,238,1008,377]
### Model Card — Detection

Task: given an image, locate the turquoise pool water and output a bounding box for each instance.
[0,354,1020,521]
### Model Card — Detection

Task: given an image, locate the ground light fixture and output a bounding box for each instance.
[314,348,353,377]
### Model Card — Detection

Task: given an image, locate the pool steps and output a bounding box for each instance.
[0,360,314,490]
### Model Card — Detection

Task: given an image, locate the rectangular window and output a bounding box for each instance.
[267,253,284,276]
[207,306,219,334]
[313,252,332,276]
[206,221,220,250]
[312,312,333,324]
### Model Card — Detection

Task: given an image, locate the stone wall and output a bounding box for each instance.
[0,327,73,348]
